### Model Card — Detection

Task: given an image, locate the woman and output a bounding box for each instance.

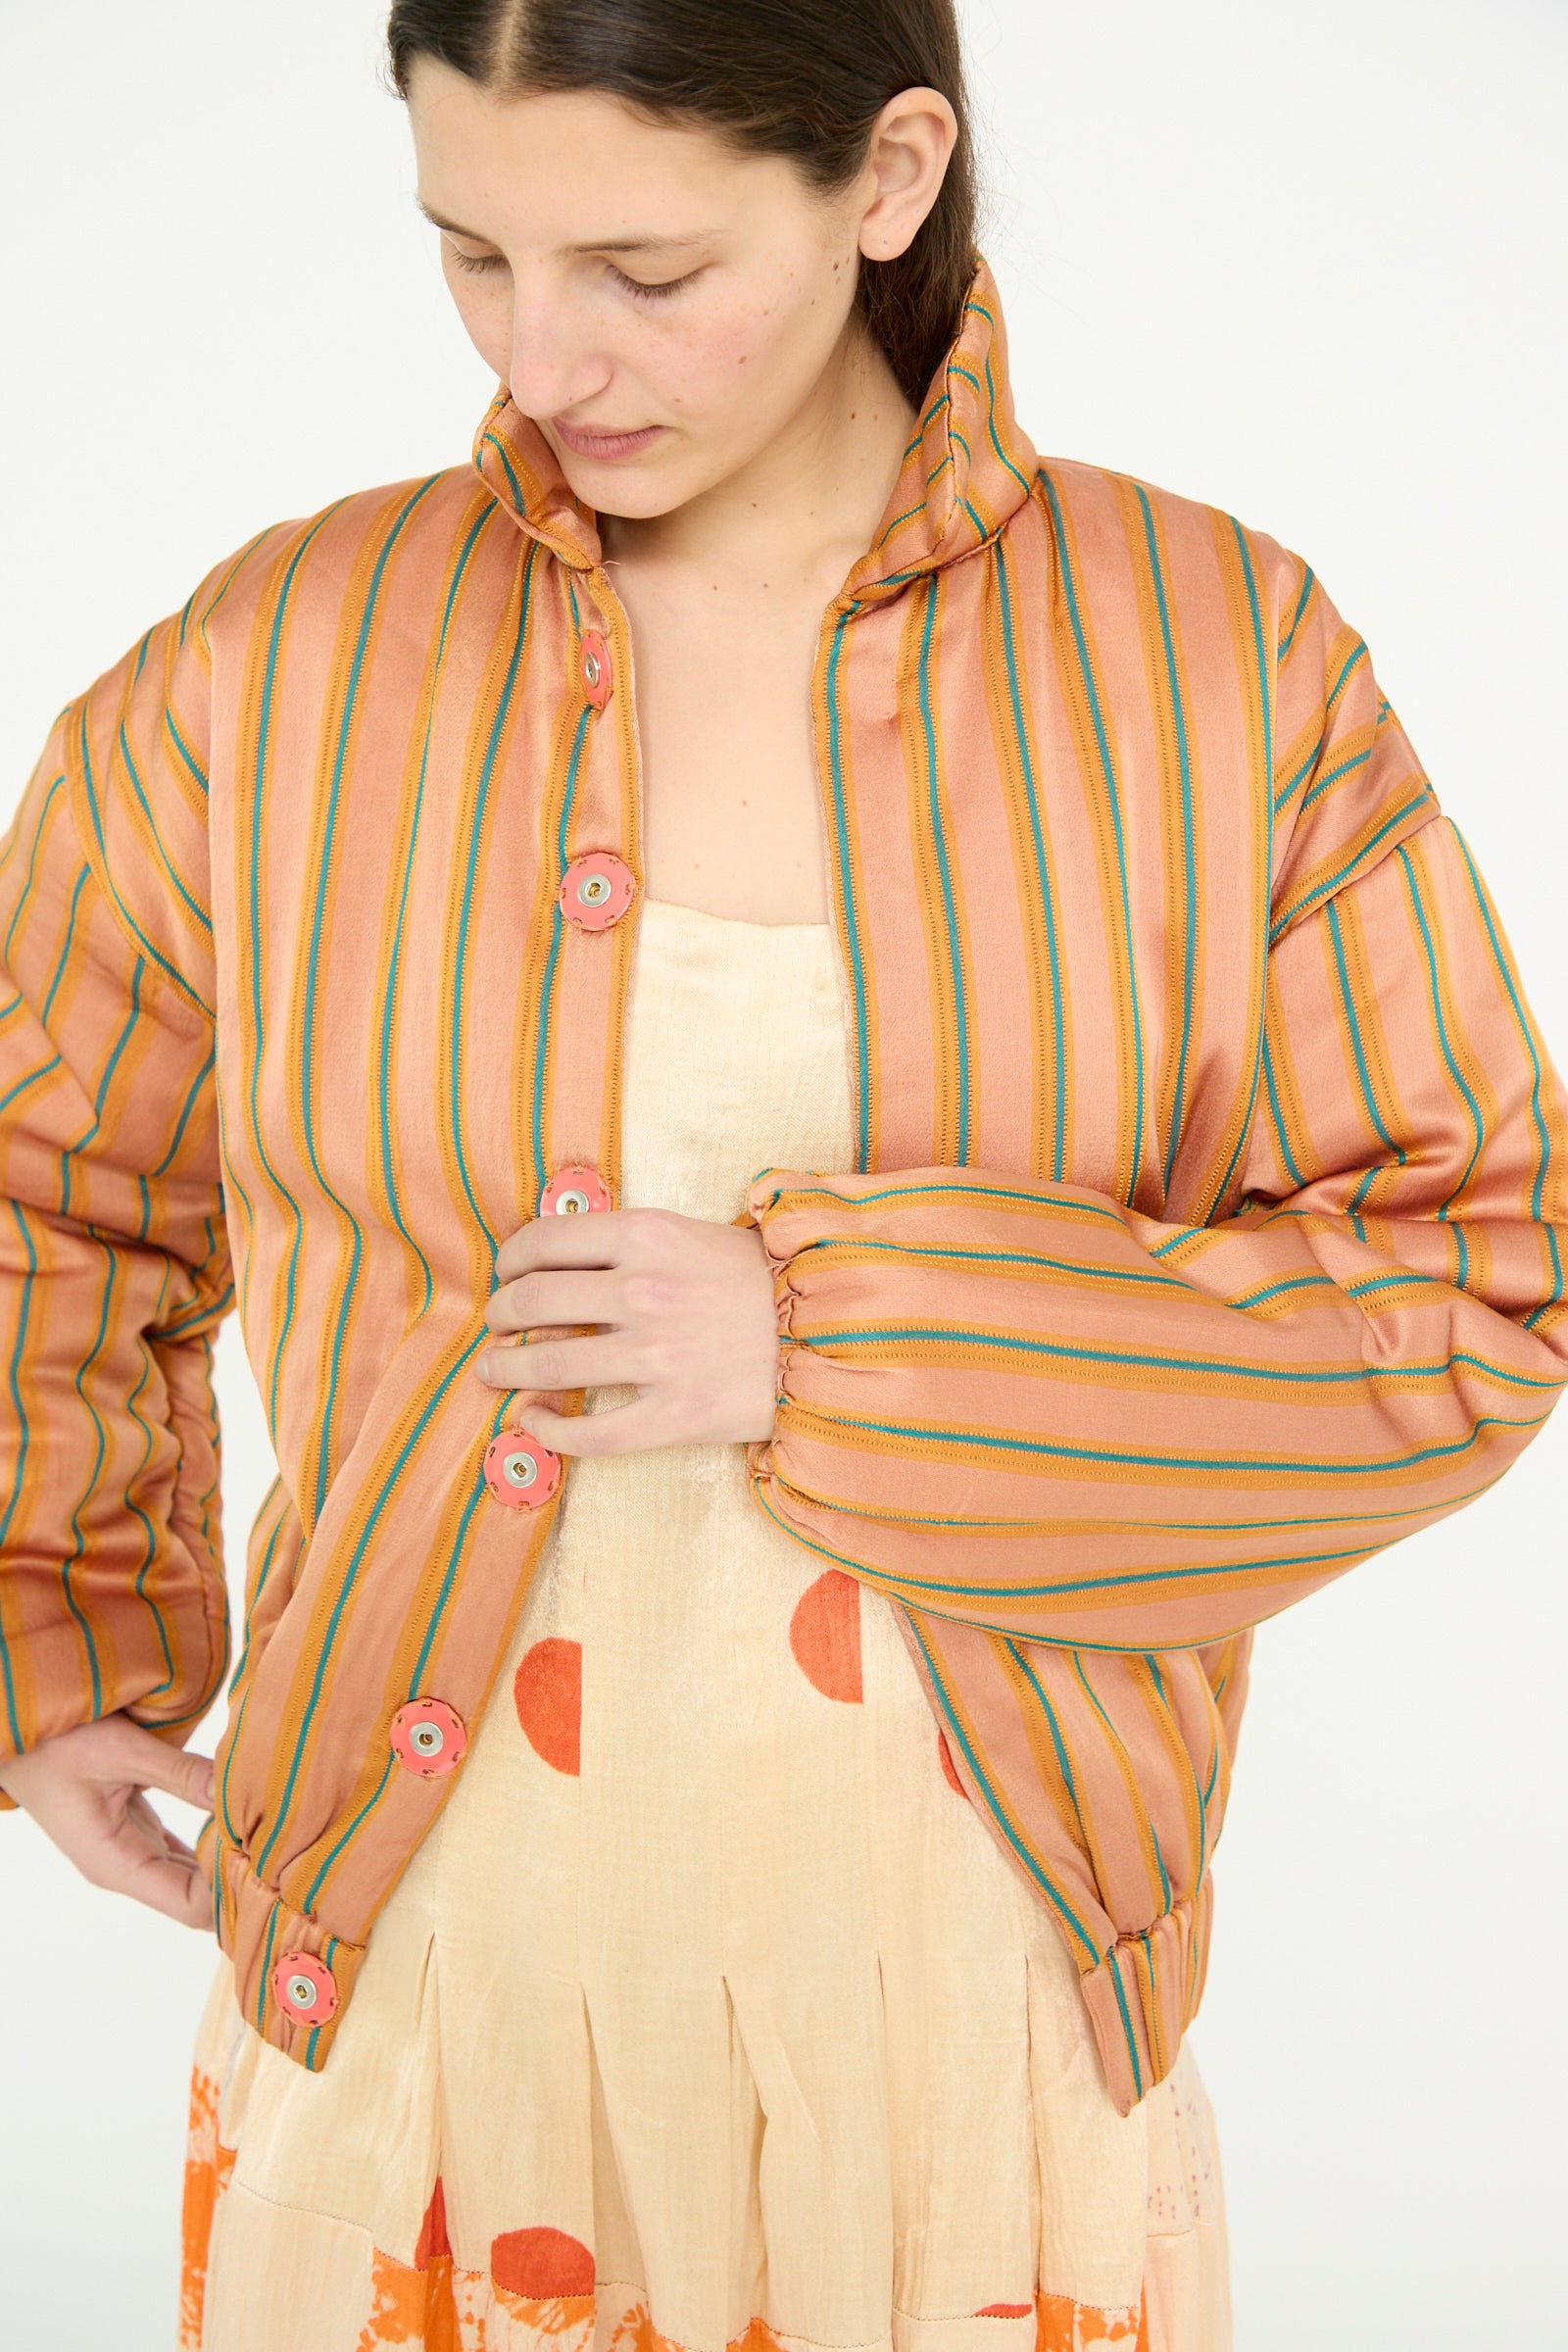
[0,0,1563,2345]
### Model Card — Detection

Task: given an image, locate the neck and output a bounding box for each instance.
[599,321,917,593]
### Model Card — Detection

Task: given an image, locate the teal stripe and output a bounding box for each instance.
[0,1201,39,1748]
[3,773,67,968]
[803,1403,1540,1483]
[239,507,343,1392]
[1004,1638,1094,1852]
[993,539,1067,1177]
[790,1232,1194,1296]
[794,1324,1548,1390]
[1277,564,1315,662]
[899,1608,1102,1963]
[299,480,437,1524]
[120,1273,177,1698]
[529,703,590,1195]
[74,710,211,1016]
[1269,793,1435,945]
[378,505,497,1316]
[980,338,1033,498]
[1038,467,1148,1199]
[1207,518,1274,1213]
[1396,840,1485,1281]
[754,1175,1129,1228]
[1325,638,1369,713]
[747,1471,1494,1648]
[304,1932,342,2068]
[1132,483,1199,1188]
[256,1901,281,2032]
[822,610,871,1169]
[1450,827,1562,1316]
[1260,1034,1309,1190]
[1108,1947,1146,2099]
[300,1754,395,1915]
[40,867,89,1031]
[253,1330,490,1881]
[1073,1654,1171,1910]
[116,722,213,938]
[914,576,971,1159]
[1298,741,1372,815]
[165,710,209,797]
[1325,893,1407,1217]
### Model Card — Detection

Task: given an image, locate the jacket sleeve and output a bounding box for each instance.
[0,582,233,1788]
[744,587,1568,1654]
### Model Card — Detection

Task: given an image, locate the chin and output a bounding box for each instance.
[559,453,711,522]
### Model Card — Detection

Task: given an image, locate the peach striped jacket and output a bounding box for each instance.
[2,266,1563,2115]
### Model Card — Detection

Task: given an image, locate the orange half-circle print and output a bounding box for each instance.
[937,1728,969,1799]
[514,1638,582,1775]
[788,1569,862,1703]
[415,2179,452,2269]
[491,2225,596,2298]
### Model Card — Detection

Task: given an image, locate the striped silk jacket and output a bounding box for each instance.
[2,266,1564,2116]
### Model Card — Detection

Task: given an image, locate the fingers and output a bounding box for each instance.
[122,1845,215,1931]
[478,1332,646,1395]
[517,1394,662,1458]
[494,1208,641,1284]
[485,1268,622,1339]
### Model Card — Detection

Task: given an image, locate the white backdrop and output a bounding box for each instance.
[1,2,1563,2343]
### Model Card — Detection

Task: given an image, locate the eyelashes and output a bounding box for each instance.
[444,246,699,304]
[612,266,698,304]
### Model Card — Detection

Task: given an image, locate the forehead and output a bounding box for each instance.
[406,65,800,244]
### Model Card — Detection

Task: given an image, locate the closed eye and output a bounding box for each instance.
[612,264,702,304]
[447,245,506,276]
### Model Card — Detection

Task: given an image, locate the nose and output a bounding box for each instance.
[507,284,612,424]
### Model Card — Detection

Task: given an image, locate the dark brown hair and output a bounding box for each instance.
[385,0,978,408]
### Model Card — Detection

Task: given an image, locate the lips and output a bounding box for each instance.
[549,418,664,463]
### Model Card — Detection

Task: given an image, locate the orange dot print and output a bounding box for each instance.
[938,1728,969,1799]
[788,1569,862,1703]
[490,2225,596,2299]
[514,1638,582,1775]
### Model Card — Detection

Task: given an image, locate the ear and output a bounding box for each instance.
[855,85,960,264]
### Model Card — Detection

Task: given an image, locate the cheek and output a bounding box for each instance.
[659,294,838,419]
[443,266,512,372]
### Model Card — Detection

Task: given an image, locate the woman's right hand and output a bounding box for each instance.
[0,1713,216,1929]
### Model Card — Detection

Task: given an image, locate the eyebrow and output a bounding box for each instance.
[416,200,709,256]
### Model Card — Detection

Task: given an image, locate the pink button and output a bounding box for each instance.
[483,1427,563,1510]
[272,1950,338,2027]
[559,852,635,933]
[390,1695,468,1779]
[539,1164,612,1218]
[580,630,612,710]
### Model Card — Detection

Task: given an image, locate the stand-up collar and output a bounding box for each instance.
[470,257,1039,597]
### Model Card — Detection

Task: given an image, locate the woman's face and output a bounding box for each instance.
[405,63,950,519]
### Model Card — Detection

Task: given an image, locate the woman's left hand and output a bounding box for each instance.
[476,1207,780,1455]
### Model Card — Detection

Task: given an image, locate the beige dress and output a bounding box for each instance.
[180,897,1231,2352]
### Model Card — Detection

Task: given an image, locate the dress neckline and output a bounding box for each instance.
[639,893,831,937]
